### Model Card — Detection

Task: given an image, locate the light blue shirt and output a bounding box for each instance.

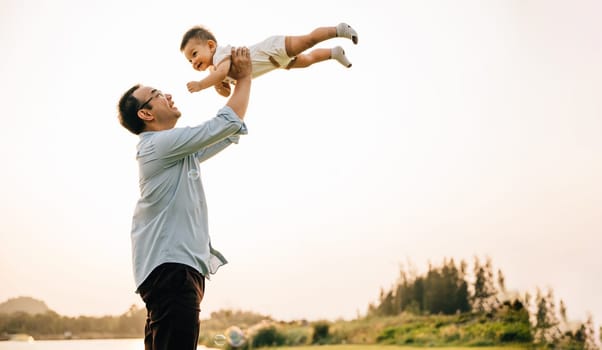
[131,106,247,289]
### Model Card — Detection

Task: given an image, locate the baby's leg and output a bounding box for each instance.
[289,46,351,69]
[285,23,358,57]
[288,48,331,68]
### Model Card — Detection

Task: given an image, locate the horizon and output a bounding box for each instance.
[0,253,597,326]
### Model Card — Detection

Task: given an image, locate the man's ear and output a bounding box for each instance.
[137,109,154,122]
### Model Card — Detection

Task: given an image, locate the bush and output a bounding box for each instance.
[376,327,396,343]
[499,323,532,343]
[252,326,286,348]
[282,327,310,346]
[312,321,330,344]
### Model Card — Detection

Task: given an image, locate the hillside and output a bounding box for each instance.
[0,296,50,314]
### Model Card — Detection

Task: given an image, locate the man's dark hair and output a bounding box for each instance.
[117,84,146,135]
[180,25,217,51]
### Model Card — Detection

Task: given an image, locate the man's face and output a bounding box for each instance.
[183,38,215,72]
[134,86,181,131]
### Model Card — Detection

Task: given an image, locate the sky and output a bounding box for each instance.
[0,0,600,329]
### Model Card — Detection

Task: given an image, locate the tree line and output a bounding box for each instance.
[368,256,600,349]
[0,304,146,339]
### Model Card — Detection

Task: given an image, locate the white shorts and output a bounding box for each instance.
[250,35,294,79]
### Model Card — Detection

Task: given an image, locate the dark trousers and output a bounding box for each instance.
[138,263,205,350]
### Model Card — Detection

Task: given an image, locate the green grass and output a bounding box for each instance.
[271,345,529,350]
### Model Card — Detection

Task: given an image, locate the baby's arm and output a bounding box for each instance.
[187,58,232,94]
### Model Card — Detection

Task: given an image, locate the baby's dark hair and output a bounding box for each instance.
[117,84,146,135]
[180,26,217,51]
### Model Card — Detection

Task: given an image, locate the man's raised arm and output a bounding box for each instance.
[226,47,252,119]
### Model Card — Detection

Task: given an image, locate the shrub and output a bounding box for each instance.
[252,326,286,348]
[282,327,310,346]
[499,322,532,343]
[312,321,330,344]
[376,327,396,343]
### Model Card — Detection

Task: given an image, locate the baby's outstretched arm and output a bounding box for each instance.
[186,58,232,93]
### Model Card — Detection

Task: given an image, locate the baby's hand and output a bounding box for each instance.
[187,81,202,93]
[214,82,231,97]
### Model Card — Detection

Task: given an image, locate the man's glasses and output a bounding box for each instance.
[138,90,164,111]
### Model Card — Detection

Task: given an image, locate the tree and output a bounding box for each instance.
[420,258,471,315]
[497,269,506,294]
[584,314,601,350]
[369,258,471,316]
[456,260,471,313]
[545,289,562,346]
[559,299,567,324]
[471,256,498,313]
[374,288,395,316]
[533,288,561,347]
[533,288,549,344]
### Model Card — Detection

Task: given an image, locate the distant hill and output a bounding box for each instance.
[0,296,50,314]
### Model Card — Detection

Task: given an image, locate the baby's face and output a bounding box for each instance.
[182,38,215,72]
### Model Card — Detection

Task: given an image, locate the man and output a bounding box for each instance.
[117,47,252,350]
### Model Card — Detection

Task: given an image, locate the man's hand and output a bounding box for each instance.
[214,82,231,97]
[228,47,252,81]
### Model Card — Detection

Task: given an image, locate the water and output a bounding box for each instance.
[0,339,213,350]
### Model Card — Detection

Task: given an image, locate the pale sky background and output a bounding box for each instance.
[0,0,600,329]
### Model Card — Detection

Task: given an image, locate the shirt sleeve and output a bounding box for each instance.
[194,135,240,163]
[152,106,247,166]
